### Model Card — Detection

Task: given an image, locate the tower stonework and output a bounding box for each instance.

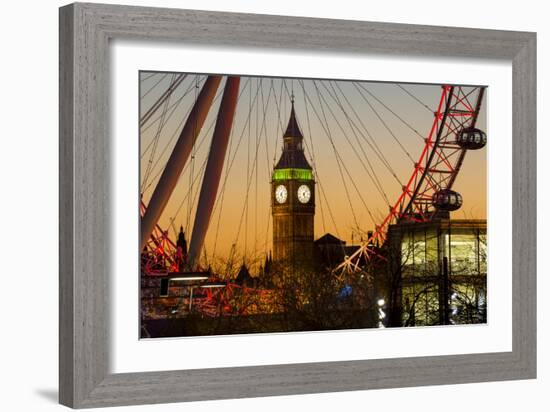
[271,100,315,272]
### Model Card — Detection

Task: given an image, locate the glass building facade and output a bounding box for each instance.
[387,219,487,327]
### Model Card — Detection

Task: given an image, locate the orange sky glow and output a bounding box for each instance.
[140,73,487,273]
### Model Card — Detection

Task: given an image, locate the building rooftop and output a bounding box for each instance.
[315,233,346,245]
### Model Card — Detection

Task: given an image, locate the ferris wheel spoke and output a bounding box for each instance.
[355,82,425,140]
[140,74,187,128]
[396,84,433,112]
[317,80,391,206]
[140,72,159,82]
[331,81,402,186]
[140,76,203,156]
[142,74,178,191]
[300,80,361,232]
[311,80,363,228]
[324,81,393,204]
[140,73,169,99]
[298,80,331,239]
[352,82,416,163]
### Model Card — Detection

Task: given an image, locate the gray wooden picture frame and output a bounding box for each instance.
[59,2,536,408]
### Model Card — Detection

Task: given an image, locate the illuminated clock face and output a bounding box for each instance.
[297,185,311,204]
[275,185,287,204]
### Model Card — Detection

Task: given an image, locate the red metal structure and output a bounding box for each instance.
[336,85,486,274]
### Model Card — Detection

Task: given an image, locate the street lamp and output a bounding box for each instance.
[157,272,226,313]
[200,283,226,289]
[159,272,210,297]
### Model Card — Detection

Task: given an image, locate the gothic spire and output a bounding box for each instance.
[273,99,312,171]
[283,99,304,139]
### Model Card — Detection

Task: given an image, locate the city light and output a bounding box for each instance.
[170,275,209,282]
[170,276,208,281]
[200,283,226,288]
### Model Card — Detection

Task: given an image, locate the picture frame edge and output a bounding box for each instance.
[59,2,537,408]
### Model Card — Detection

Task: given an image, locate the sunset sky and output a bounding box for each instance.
[140,73,487,272]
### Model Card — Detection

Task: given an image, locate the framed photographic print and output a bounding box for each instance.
[137,73,488,338]
[59,2,536,408]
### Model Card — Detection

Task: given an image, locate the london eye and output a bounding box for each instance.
[138,73,486,319]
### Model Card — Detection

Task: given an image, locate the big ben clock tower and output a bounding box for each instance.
[272,98,315,272]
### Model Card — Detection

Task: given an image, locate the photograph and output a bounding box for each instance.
[139,73,487,338]
[1,0,541,409]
